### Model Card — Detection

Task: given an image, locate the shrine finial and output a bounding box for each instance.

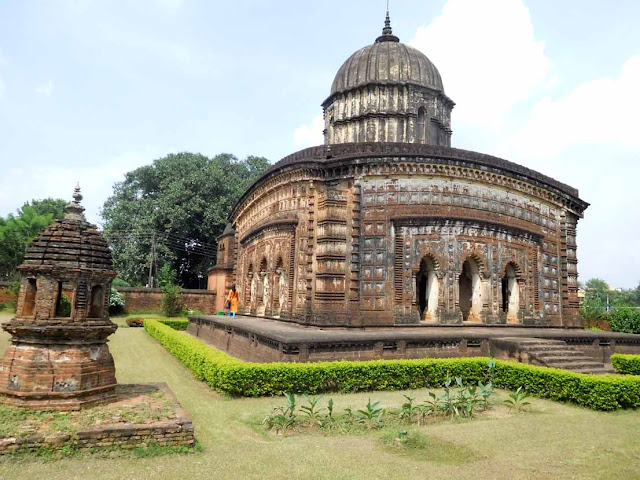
[65,183,86,220]
[375,5,399,43]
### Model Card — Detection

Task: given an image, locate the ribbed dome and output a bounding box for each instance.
[329,41,444,97]
[20,218,114,272]
[19,187,114,273]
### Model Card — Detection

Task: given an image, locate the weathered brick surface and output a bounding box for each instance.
[189,316,640,364]
[117,287,217,314]
[206,18,589,330]
[0,283,12,304]
[0,187,120,410]
[0,383,195,455]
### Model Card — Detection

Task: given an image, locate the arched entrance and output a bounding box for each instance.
[272,257,286,318]
[256,258,268,316]
[501,263,520,322]
[416,256,438,321]
[459,258,482,322]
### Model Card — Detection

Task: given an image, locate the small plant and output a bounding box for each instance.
[416,393,438,424]
[503,387,531,413]
[126,317,144,327]
[399,395,418,424]
[262,406,297,435]
[327,398,334,419]
[284,392,297,417]
[356,398,385,430]
[478,381,494,410]
[300,396,326,426]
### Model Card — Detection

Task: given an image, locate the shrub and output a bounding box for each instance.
[161,284,184,317]
[109,288,126,315]
[126,317,144,327]
[609,307,640,334]
[611,354,640,375]
[157,318,189,331]
[143,319,640,410]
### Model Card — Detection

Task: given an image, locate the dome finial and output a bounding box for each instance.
[65,182,86,221]
[376,4,399,43]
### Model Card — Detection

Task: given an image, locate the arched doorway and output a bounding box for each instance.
[246,264,255,314]
[272,257,286,318]
[501,263,520,322]
[459,258,482,322]
[416,256,439,321]
[257,258,268,316]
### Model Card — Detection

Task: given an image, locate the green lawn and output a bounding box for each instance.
[1,313,640,479]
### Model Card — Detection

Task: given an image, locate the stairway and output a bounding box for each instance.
[490,337,615,375]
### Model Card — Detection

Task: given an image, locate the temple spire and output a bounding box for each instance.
[375,6,399,43]
[64,183,86,221]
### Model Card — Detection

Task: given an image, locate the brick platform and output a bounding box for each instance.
[188,314,640,365]
[0,383,195,455]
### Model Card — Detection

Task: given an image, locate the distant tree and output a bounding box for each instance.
[0,198,67,279]
[102,152,270,288]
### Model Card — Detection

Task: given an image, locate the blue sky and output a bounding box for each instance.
[0,0,639,287]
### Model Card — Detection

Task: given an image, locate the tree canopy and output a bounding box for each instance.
[0,198,68,279]
[101,152,270,288]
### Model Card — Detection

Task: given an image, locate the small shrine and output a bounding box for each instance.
[0,185,118,410]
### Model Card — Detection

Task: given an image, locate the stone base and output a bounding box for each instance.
[188,314,640,365]
[0,328,118,410]
[0,384,195,455]
[0,385,117,411]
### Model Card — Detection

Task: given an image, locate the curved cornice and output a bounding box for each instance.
[239,218,299,245]
[231,143,589,219]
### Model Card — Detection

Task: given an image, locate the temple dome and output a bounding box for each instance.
[329,41,444,97]
[328,11,444,99]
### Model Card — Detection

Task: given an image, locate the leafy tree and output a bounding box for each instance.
[0,198,67,279]
[102,152,270,288]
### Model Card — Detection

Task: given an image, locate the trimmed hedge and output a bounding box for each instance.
[144,319,640,410]
[157,318,189,331]
[611,354,640,375]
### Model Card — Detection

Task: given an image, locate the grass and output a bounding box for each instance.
[1,313,640,479]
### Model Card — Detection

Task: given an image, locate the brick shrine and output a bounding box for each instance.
[0,186,118,410]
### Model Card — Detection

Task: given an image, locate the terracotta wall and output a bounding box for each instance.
[116,287,217,314]
[0,282,13,304]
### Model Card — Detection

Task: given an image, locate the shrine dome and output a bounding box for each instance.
[19,186,114,274]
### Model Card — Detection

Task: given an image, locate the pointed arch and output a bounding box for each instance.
[415,254,440,321]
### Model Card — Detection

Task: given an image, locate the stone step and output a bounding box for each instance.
[524,344,582,353]
[570,367,616,375]
[490,336,612,375]
[533,358,607,369]
[533,350,586,358]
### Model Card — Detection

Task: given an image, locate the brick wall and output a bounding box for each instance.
[0,282,13,304]
[117,287,217,314]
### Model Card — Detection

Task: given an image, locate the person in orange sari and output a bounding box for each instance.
[226,284,239,318]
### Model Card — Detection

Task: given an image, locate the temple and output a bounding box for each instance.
[208,12,589,328]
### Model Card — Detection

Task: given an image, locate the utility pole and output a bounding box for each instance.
[148,233,156,288]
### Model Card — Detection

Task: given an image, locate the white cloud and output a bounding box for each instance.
[502,55,640,158]
[35,80,55,96]
[409,0,551,128]
[293,115,324,148]
[0,148,160,226]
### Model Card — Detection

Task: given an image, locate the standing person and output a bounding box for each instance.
[226,284,239,318]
